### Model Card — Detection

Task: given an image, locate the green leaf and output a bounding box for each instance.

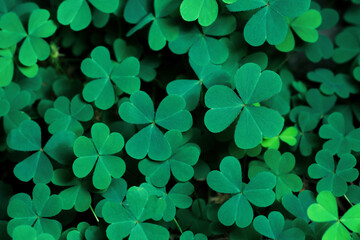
[341,204,360,233]
[205,63,284,149]
[180,0,218,27]
[291,9,322,43]
[307,191,338,222]
[73,123,125,189]
[282,190,315,222]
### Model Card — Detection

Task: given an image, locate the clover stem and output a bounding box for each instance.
[173,217,183,234]
[194,190,204,219]
[89,205,99,222]
[274,53,293,72]
[343,194,353,207]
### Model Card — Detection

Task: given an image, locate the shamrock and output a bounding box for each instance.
[7,120,77,183]
[319,112,360,156]
[57,0,119,31]
[119,91,193,160]
[308,150,359,197]
[204,63,284,149]
[261,126,298,149]
[124,0,180,51]
[333,27,360,64]
[227,0,311,46]
[0,9,57,66]
[81,46,140,110]
[141,181,194,222]
[167,60,230,111]
[304,4,339,63]
[72,122,126,190]
[138,130,200,187]
[44,95,94,136]
[307,69,358,99]
[102,186,169,240]
[346,182,360,205]
[276,9,322,52]
[12,225,55,240]
[52,168,92,212]
[0,47,14,87]
[207,156,276,227]
[180,0,218,27]
[168,24,229,66]
[0,82,31,133]
[7,184,63,239]
[307,191,360,240]
[180,231,208,240]
[249,149,303,200]
[253,211,305,240]
[282,190,315,222]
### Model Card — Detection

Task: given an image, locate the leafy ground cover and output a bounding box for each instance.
[1,0,360,239]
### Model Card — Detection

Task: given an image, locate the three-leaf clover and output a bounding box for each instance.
[7,184,63,239]
[180,0,218,27]
[138,130,200,187]
[180,231,208,240]
[119,91,193,160]
[44,94,94,136]
[307,69,358,99]
[57,0,119,31]
[253,211,305,240]
[72,122,126,190]
[141,181,194,222]
[319,112,360,156]
[308,150,359,197]
[249,149,303,200]
[282,190,315,222]
[333,27,360,64]
[204,63,284,149]
[207,156,276,227]
[102,186,169,240]
[261,126,298,149]
[7,120,77,183]
[227,0,311,46]
[0,9,57,66]
[12,225,55,240]
[81,46,140,110]
[307,191,360,240]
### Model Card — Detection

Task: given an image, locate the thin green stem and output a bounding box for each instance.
[173,217,183,234]
[344,194,353,207]
[194,190,204,219]
[274,53,293,72]
[89,205,99,222]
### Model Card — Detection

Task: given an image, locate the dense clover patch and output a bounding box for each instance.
[1,0,360,240]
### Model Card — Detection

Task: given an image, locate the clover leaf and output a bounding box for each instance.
[95,178,127,218]
[102,186,168,240]
[180,0,218,27]
[141,181,194,222]
[308,150,359,197]
[0,9,57,66]
[204,63,284,149]
[180,231,208,240]
[72,122,126,190]
[57,0,119,31]
[261,126,298,149]
[227,0,311,46]
[138,130,200,187]
[282,190,315,222]
[167,60,230,111]
[7,184,63,239]
[168,25,229,66]
[7,120,77,183]
[307,69,358,99]
[207,156,276,227]
[52,168,92,212]
[307,191,360,240]
[44,94,93,136]
[81,46,140,110]
[249,149,303,200]
[0,48,14,87]
[319,112,360,156]
[253,211,305,240]
[124,0,180,51]
[119,91,193,160]
[333,27,360,64]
